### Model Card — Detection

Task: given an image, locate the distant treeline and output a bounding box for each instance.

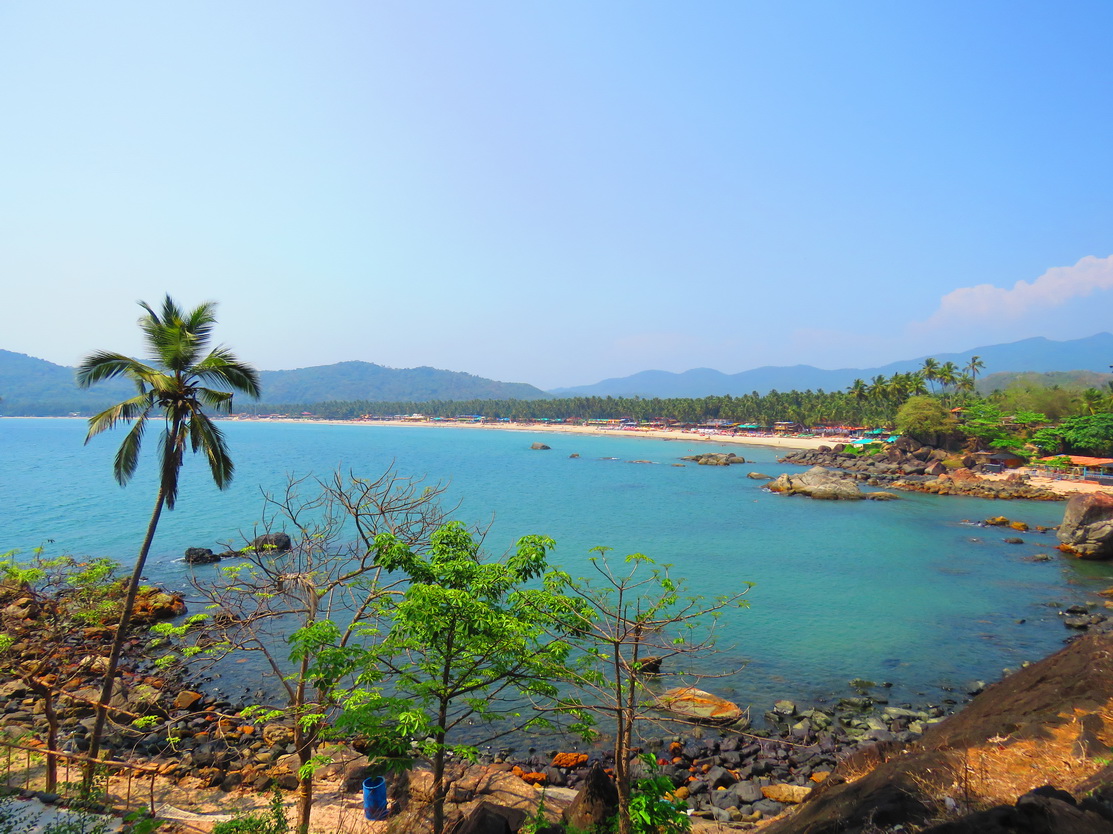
[240,365,1113,427]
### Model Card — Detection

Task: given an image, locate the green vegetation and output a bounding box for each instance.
[895,396,957,443]
[75,295,260,779]
[1031,413,1113,457]
[356,522,591,834]
[627,754,691,834]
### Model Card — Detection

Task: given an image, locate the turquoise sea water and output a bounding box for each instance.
[2,417,1110,713]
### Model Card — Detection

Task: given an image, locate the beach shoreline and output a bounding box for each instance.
[230,415,839,452]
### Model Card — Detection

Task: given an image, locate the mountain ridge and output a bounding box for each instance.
[550,333,1113,397]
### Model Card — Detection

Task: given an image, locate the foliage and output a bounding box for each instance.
[628,754,691,834]
[1030,414,1113,456]
[75,294,259,777]
[895,396,956,442]
[337,522,590,834]
[211,789,289,834]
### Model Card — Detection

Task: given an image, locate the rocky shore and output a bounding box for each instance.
[778,442,1064,501]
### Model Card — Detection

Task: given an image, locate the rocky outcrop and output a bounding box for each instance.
[1057,492,1113,559]
[768,467,864,500]
[763,633,1113,834]
[780,448,1063,500]
[681,452,746,466]
[184,547,220,565]
[530,442,551,450]
[656,686,746,724]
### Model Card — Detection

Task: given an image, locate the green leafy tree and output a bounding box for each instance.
[75,295,260,775]
[895,395,956,445]
[1032,414,1113,457]
[176,467,454,834]
[358,522,589,834]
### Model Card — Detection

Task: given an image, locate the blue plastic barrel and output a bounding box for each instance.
[363,775,388,820]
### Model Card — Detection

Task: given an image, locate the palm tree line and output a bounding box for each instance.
[256,356,989,429]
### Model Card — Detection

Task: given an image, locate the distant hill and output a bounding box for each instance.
[255,361,548,405]
[976,369,1113,394]
[0,351,549,416]
[550,333,1113,398]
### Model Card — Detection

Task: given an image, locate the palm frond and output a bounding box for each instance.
[112,415,149,485]
[197,388,235,412]
[75,353,157,388]
[188,411,234,489]
[157,421,187,510]
[84,393,156,441]
[193,348,262,398]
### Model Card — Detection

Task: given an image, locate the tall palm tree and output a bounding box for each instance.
[921,357,940,395]
[76,295,260,774]
[937,361,959,404]
[965,355,985,385]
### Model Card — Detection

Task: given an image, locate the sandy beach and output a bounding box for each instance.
[241,416,840,451]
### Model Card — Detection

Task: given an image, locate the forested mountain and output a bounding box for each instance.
[255,362,548,404]
[0,352,548,415]
[551,333,1113,398]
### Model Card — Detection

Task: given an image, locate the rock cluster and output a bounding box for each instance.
[183,533,293,566]
[680,452,746,466]
[767,466,880,500]
[779,448,1062,501]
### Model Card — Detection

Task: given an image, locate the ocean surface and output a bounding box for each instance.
[3,417,1110,717]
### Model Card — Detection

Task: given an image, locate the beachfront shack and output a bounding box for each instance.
[1034,455,1113,484]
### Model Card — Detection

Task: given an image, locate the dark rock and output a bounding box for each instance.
[530,443,551,450]
[249,533,292,553]
[184,547,220,565]
[562,761,618,831]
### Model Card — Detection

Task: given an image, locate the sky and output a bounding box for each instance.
[2,2,1112,391]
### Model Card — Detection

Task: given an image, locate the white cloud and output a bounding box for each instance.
[915,255,1113,331]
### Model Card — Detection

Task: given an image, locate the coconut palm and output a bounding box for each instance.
[965,355,985,385]
[76,295,260,774]
[921,357,940,395]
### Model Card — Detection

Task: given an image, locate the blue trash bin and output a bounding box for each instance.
[363,775,388,820]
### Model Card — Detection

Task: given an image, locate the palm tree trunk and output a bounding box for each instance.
[84,487,166,788]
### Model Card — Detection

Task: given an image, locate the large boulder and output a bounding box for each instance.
[656,686,745,723]
[184,547,220,565]
[530,442,551,450]
[250,533,292,553]
[768,467,864,500]
[1058,493,1113,559]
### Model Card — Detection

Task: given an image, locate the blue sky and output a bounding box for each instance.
[2,2,1112,390]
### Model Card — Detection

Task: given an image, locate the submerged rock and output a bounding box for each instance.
[657,686,745,723]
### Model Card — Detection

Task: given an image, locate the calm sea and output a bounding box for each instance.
[2,417,1109,713]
